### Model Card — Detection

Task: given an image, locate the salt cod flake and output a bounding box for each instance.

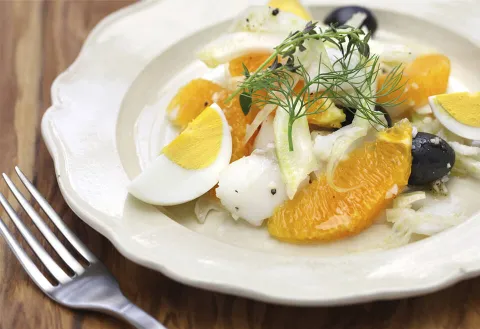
[345,12,367,28]
[385,184,399,199]
[430,137,441,145]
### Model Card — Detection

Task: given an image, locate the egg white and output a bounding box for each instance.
[197,5,317,68]
[429,96,480,140]
[128,104,232,206]
[197,32,284,68]
[228,5,309,34]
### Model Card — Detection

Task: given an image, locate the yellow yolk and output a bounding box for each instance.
[163,106,223,169]
[436,92,480,127]
[267,0,312,20]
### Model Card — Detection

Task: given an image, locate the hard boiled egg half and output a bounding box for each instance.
[429,92,480,140]
[197,5,313,68]
[128,103,232,206]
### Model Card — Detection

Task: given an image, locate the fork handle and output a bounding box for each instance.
[100,295,167,329]
[115,300,167,329]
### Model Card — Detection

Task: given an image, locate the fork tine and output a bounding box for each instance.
[0,216,54,292]
[14,167,97,263]
[0,192,70,284]
[3,173,84,274]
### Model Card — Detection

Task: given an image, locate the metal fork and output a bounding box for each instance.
[0,167,166,329]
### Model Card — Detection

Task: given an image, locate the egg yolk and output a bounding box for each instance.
[436,92,480,127]
[267,0,312,20]
[163,106,223,169]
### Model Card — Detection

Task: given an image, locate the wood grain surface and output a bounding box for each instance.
[1,1,480,328]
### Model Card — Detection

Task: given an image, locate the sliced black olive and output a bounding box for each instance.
[338,105,392,127]
[339,105,356,127]
[409,132,455,186]
[324,6,378,35]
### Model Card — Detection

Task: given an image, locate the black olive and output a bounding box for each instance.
[339,105,356,126]
[338,105,392,127]
[409,132,455,186]
[324,6,378,35]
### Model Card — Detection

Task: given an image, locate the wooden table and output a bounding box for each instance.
[1,1,479,328]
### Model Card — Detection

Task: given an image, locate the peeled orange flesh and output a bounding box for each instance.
[268,120,413,243]
[306,98,345,128]
[167,79,248,162]
[293,81,346,128]
[229,53,281,125]
[229,53,274,77]
[377,54,451,111]
[167,79,223,129]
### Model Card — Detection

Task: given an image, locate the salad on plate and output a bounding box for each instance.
[127,0,480,246]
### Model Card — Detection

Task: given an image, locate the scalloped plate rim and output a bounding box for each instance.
[41,0,480,305]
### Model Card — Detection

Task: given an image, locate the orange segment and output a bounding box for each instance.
[377,54,451,111]
[268,120,412,243]
[294,81,346,128]
[215,89,249,162]
[167,79,223,129]
[229,53,274,77]
[229,53,278,128]
[166,79,248,162]
[306,99,345,129]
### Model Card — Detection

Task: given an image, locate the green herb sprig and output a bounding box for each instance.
[227,21,406,151]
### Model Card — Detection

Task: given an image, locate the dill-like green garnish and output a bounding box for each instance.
[227,21,405,151]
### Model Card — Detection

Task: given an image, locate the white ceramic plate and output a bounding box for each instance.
[42,0,480,305]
